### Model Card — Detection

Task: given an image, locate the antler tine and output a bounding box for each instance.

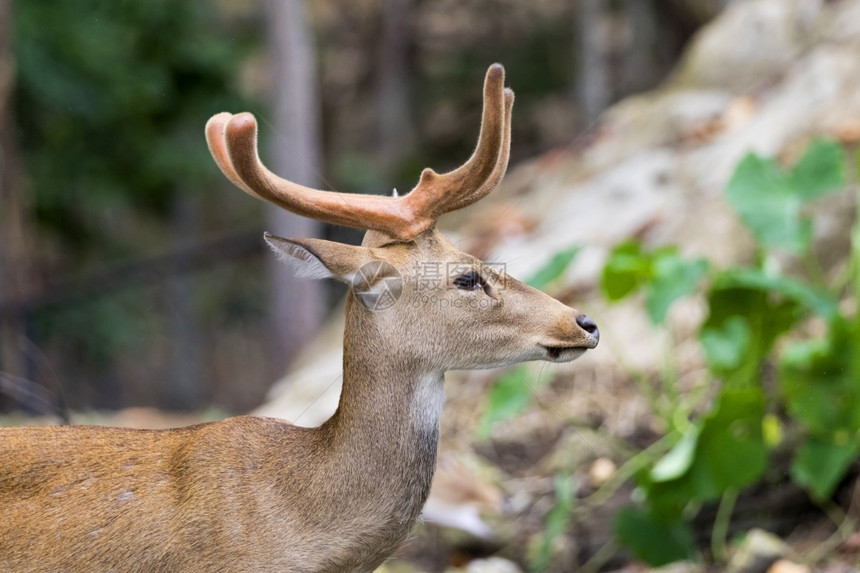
[217,112,422,239]
[205,113,264,200]
[443,87,514,212]
[399,64,508,220]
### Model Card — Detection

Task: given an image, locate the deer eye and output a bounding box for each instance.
[453,270,484,291]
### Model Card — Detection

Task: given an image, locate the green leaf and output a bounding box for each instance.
[791,437,860,500]
[613,506,696,566]
[717,268,838,321]
[643,389,768,515]
[645,253,709,324]
[601,241,650,301]
[532,474,575,571]
[477,367,532,439]
[685,388,768,495]
[651,425,701,482]
[789,140,846,200]
[601,243,708,323]
[725,142,846,253]
[700,316,751,370]
[762,414,783,448]
[780,317,860,437]
[528,246,581,291]
[726,153,809,253]
[700,282,799,387]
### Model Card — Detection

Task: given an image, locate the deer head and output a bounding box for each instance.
[205,64,599,372]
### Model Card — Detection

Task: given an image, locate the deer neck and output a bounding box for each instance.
[317,297,445,522]
[326,303,444,454]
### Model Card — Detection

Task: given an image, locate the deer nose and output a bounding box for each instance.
[576,314,599,343]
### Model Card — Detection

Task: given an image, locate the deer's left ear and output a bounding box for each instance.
[264,233,376,283]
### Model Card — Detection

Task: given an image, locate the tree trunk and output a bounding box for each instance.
[376,0,416,176]
[164,192,203,410]
[574,0,612,128]
[0,0,34,392]
[615,0,661,99]
[263,0,324,382]
[659,0,729,27]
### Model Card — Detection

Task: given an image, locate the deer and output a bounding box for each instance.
[0,64,598,572]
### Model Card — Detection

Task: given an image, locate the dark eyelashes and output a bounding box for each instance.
[452,270,484,291]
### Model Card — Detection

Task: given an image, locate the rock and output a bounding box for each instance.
[443,558,524,573]
[649,562,706,573]
[671,0,811,93]
[464,557,523,573]
[726,528,790,573]
[766,560,810,573]
[421,452,502,539]
[588,457,617,487]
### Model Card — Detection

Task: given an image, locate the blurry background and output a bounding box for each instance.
[5,1,860,572]
[0,0,717,415]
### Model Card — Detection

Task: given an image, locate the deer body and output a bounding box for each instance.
[1,291,445,571]
[0,419,429,572]
[0,65,598,571]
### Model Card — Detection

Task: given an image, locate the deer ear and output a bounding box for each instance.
[264,233,375,283]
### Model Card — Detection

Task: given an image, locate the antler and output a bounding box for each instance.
[205,64,514,241]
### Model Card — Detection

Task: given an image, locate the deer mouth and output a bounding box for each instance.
[540,345,591,362]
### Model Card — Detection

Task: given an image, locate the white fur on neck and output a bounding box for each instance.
[411,373,445,435]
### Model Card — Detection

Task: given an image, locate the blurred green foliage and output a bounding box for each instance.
[726,141,844,253]
[613,505,696,567]
[602,242,708,325]
[530,473,576,571]
[10,1,257,409]
[15,0,253,255]
[601,140,857,565]
[477,366,533,440]
[480,140,857,567]
[528,246,581,291]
